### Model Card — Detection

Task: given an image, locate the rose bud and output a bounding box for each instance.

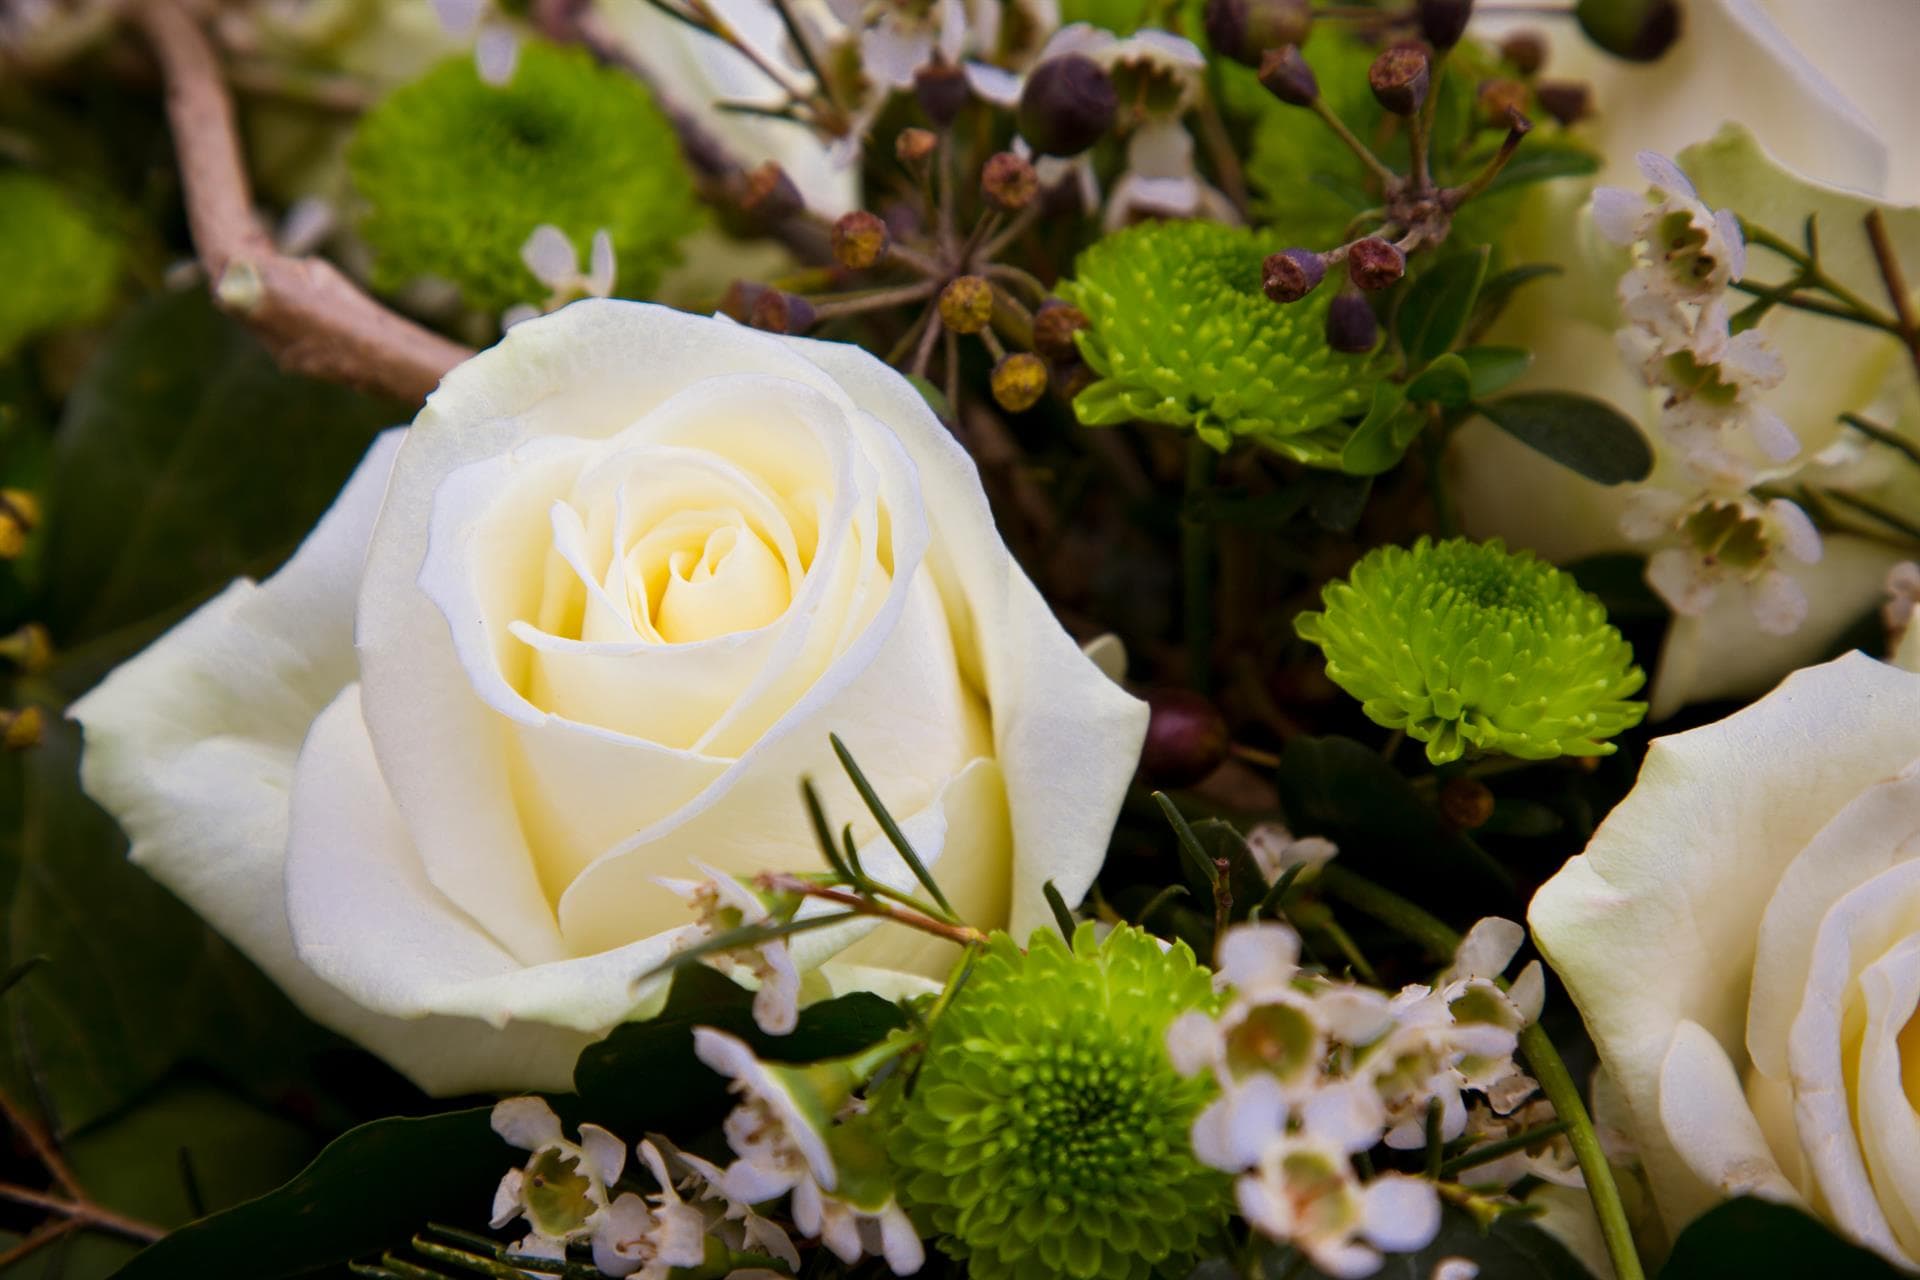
[1032,300,1090,362]
[1018,55,1118,157]
[1326,293,1378,353]
[990,353,1049,413]
[939,276,996,334]
[981,151,1039,211]
[1500,30,1547,76]
[1367,46,1430,116]
[1257,45,1318,107]
[1202,0,1311,69]
[1346,237,1405,292]
[1139,688,1230,788]
[1536,79,1592,125]
[831,210,889,270]
[1262,248,1325,303]
[1574,0,1680,61]
[914,61,971,126]
[1416,0,1473,50]
[739,161,802,222]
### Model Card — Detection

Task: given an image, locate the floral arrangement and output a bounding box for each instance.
[0,0,1916,1278]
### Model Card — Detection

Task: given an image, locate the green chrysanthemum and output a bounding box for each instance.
[0,172,120,356]
[1058,219,1386,465]
[347,42,697,313]
[1295,537,1646,764]
[879,923,1228,1280]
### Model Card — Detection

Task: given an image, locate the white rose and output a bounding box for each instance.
[73,300,1146,1095]
[1449,0,1920,716]
[1530,649,1920,1263]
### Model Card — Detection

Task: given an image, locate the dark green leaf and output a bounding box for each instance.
[1476,392,1654,485]
[572,965,907,1137]
[1274,736,1517,915]
[1567,554,1668,623]
[0,717,335,1134]
[1480,799,1565,837]
[1405,353,1474,410]
[1290,1204,1592,1279]
[41,288,403,642]
[1469,263,1562,337]
[1660,1198,1912,1279]
[1341,382,1418,476]
[110,1108,510,1280]
[1306,471,1372,532]
[1396,246,1490,367]
[1478,136,1600,195]
[1459,346,1532,399]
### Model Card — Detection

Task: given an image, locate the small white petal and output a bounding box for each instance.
[1433,1259,1480,1280]
[430,0,484,35]
[1751,570,1809,635]
[1446,917,1524,983]
[491,1097,564,1152]
[1647,547,1718,617]
[521,224,579,287]
[1361,1175,1442,1253]
[476,23,520,85]
[962,60,1022,106]
[1300,1080,1387,1154]
[1715,208,1746,280]
[1750,409,1800,462]
[1636,150,1696,200]
[491,1168,526,1229]
[578,1123,628,1187]
[1217,923,1301,995]
[1507,961,1545,1025]
[1766,498,1823,563]
[877,1202,926,1274]
[587,230,617,298]
[1590,188,1645,245]
[1618,488,1687,543]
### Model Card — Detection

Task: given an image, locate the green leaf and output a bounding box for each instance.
[109,1108,512,1280]
[1659,1198,1911,1279]
[1405,353,1474,410]
[1459,345,1533,399]
[572,965,907,1137]
[0,716,337,1135]
[1306,471,1372,533]
[1475,391,1654,485]
[1478,135,1600,196]
[1274,736,1517,915]
[1291,1204,1592,1279]
[1396,246,1491,367]
[1341,382,1417,476]
[1469,263,1562,336]
[40,288,403,643]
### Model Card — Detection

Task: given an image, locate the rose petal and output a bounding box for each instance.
[1656,1019,1801,1206]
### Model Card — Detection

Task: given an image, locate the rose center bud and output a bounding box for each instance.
[642,517,791,644]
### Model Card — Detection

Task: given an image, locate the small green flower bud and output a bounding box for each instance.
[1325,293,1378,353]
[914,62,971,126]
[1262,248,1325,303]
[1500,30,1547,75]
[1018,55,1117,157]
[1202,0,1312,68]
[991,353,1049,412]
[981,151,1038,211]
[1346,237,1405,291]
[739,161,803,222]
[1257,44,1318,107]
[1032,299,1090,362]
[1574,0,1680,61]
[1536,79,1591,125]
[831,210,889,270]
[939,275,996,334]
[896,127,938,166]
[1367,45,1430,116]
[1417,0,1473,50]
[1140,688,1230,788]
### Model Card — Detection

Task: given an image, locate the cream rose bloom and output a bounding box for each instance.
[73,300,1145,1095]
[1531,650,1920,1264]
[1450,0,1920,717]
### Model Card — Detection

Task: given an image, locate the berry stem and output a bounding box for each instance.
[1182,439,1221,693]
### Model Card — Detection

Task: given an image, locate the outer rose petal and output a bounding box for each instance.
[773,330,1149,938]
[1528,653,1920,1232]
[1656,1020,1801,1208]
[71,433,588,1093]
[1754,0,1920,203]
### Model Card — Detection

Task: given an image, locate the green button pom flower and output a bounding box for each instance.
[347,42,697,315]
[879,923,1228,1280]
[1295,537,1647,764]
[0,172,120,357]
[1058,219,1386,466]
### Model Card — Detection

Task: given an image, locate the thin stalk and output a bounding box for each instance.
[1314,866,1646,1280]
[1183,439,1221,693]
[0,1182,164,1244]
[1841,411,1920,469]
[1410,49,1445,192]
[1312,100,1401,192]
[1438,1120,1570,1178]
[807,280,938,321]
[1866,208,1920,388]
[1741,221,1899,327]
[977,203,1043,264]
[764,876,986,946]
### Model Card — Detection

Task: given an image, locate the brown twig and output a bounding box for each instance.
[1865,208,1920,389]
[0,1087,76,1196]
[759,875,988,947]
[0,1182,165,1245]
[0,1218,78,1268]
[131,0,472,404]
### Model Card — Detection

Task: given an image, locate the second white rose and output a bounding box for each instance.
[73,300,1147,1094]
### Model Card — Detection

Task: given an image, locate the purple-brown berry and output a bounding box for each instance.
[1575,0,1680,61]
[1368,45,1430,116]
[739,162,802,221]
[1032,300,1090,362]
[1536,79,1591,125]
[1202,0,1312,68]
[981,151,1039,211]
[1417,0,1473,50]
[990,353,1049,412]
[1346,237,1405,292]
[1018,54,1118,157]
[1500,30,1547,75]
[913,62,971,126]
[1262,248,1325,303]
[939,276,995,334]
[1140,688,1231,788]
[896,127,938,166]
[831,210,889,270]
[1326,293,1379,353]
[1257,45,1318,107]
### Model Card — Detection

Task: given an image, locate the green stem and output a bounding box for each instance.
[1183,439,1221,693]
[1315,865,1647,1280]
